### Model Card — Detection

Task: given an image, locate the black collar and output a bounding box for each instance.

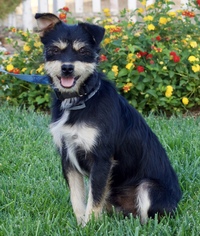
[52,75,101,110]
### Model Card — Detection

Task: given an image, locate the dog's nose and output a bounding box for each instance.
[61,64,74,75]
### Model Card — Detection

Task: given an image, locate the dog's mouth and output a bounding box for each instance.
[58,76,79,88]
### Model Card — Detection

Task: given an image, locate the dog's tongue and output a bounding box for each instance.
[61,77,74,88]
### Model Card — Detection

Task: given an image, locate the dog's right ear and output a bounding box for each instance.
[35,13,61,37]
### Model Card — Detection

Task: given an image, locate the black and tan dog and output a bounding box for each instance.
[35,13,182,226]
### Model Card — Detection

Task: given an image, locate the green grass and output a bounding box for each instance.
[0,103,199,236]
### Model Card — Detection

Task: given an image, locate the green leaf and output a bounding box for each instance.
[146,89,158,98]
[169,71,175,78]
[143,77,151,83]
[136,83,145,91]
[107,71,115,80]
[36,96,45,105]
[118,68,128,77]
[179,80,186,86]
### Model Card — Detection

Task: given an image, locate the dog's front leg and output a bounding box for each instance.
[67,170,86,225]
[84,159,112,225]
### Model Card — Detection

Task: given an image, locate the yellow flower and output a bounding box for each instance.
[167,11,176,17]
[134,32,141,37]
[127,53,135,62]
[165,91,172,98]
[126,62,134,70]
[159,17,168,25]
[123,82,133,93]
[155,47,162,53]
[188,56,198,63]
[36,64,44,73]
[186,35,191,40]
[192,64,200,72]
[23,44,31,52]
[105,12,111,17]
[166,85,173,92]
[21,68,27,73]
[137,8,144,14]
[190,41,197,48]
[181,39,187,45]
[105,18,112,23]
[104,25,114,30]
[141,0,146,6]
[112,65,118,76]
[104,25,109,30]
[144,15,154,21]
[122,35,128,40]
[165,85,173,97]
[6,64,14,72]
[22,32,28,37]
[127,23,134,28]
[34,41,42,48]
[103,8,110,13]
[30,69,35,74]
[147,24,155,31]
[104,38,111,45]
[167,17,171,22]
[103,8,111,17]
[147,4,154,10]
[182,97,189,105]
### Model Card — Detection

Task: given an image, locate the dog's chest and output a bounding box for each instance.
[50,111,98,173]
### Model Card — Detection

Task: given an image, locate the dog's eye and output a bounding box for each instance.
[48,46,60,55]
[52,47,60,54]
[78,47,89,55]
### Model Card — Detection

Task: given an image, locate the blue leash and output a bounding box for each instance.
[0,68,51,85]
[0,67,100,109]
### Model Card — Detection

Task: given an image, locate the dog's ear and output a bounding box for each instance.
[79,23,105,45]
[35,13,61,36]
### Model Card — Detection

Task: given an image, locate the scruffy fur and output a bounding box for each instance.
[35,13,182,226]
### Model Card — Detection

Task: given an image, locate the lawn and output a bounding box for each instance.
[0,103,199,236]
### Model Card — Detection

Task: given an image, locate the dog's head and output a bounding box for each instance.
[35,13,105,97]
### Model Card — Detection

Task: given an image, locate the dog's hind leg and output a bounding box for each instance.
[109,181,151,223]
[110,180,180,223]
[136,182,151,224]
[67,170,86,225]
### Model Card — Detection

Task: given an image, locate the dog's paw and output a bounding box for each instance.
[84,206,102,225]
[76,214,86,226]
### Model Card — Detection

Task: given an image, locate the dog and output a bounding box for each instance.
[35,13,182,226]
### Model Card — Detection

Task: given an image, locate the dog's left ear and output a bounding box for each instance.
[79,23,105,45]
[35,13,61,36]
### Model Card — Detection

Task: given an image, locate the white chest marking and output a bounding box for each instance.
[50,111,99,173]
[50,110,70,150]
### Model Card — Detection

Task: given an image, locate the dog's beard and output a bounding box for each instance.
[45,60,96,94]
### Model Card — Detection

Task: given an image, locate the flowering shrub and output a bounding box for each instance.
[99,0,200,114]
[0,28,51,110]
[0,1,200,114]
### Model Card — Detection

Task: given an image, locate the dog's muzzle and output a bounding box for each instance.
[59,64,79,88]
